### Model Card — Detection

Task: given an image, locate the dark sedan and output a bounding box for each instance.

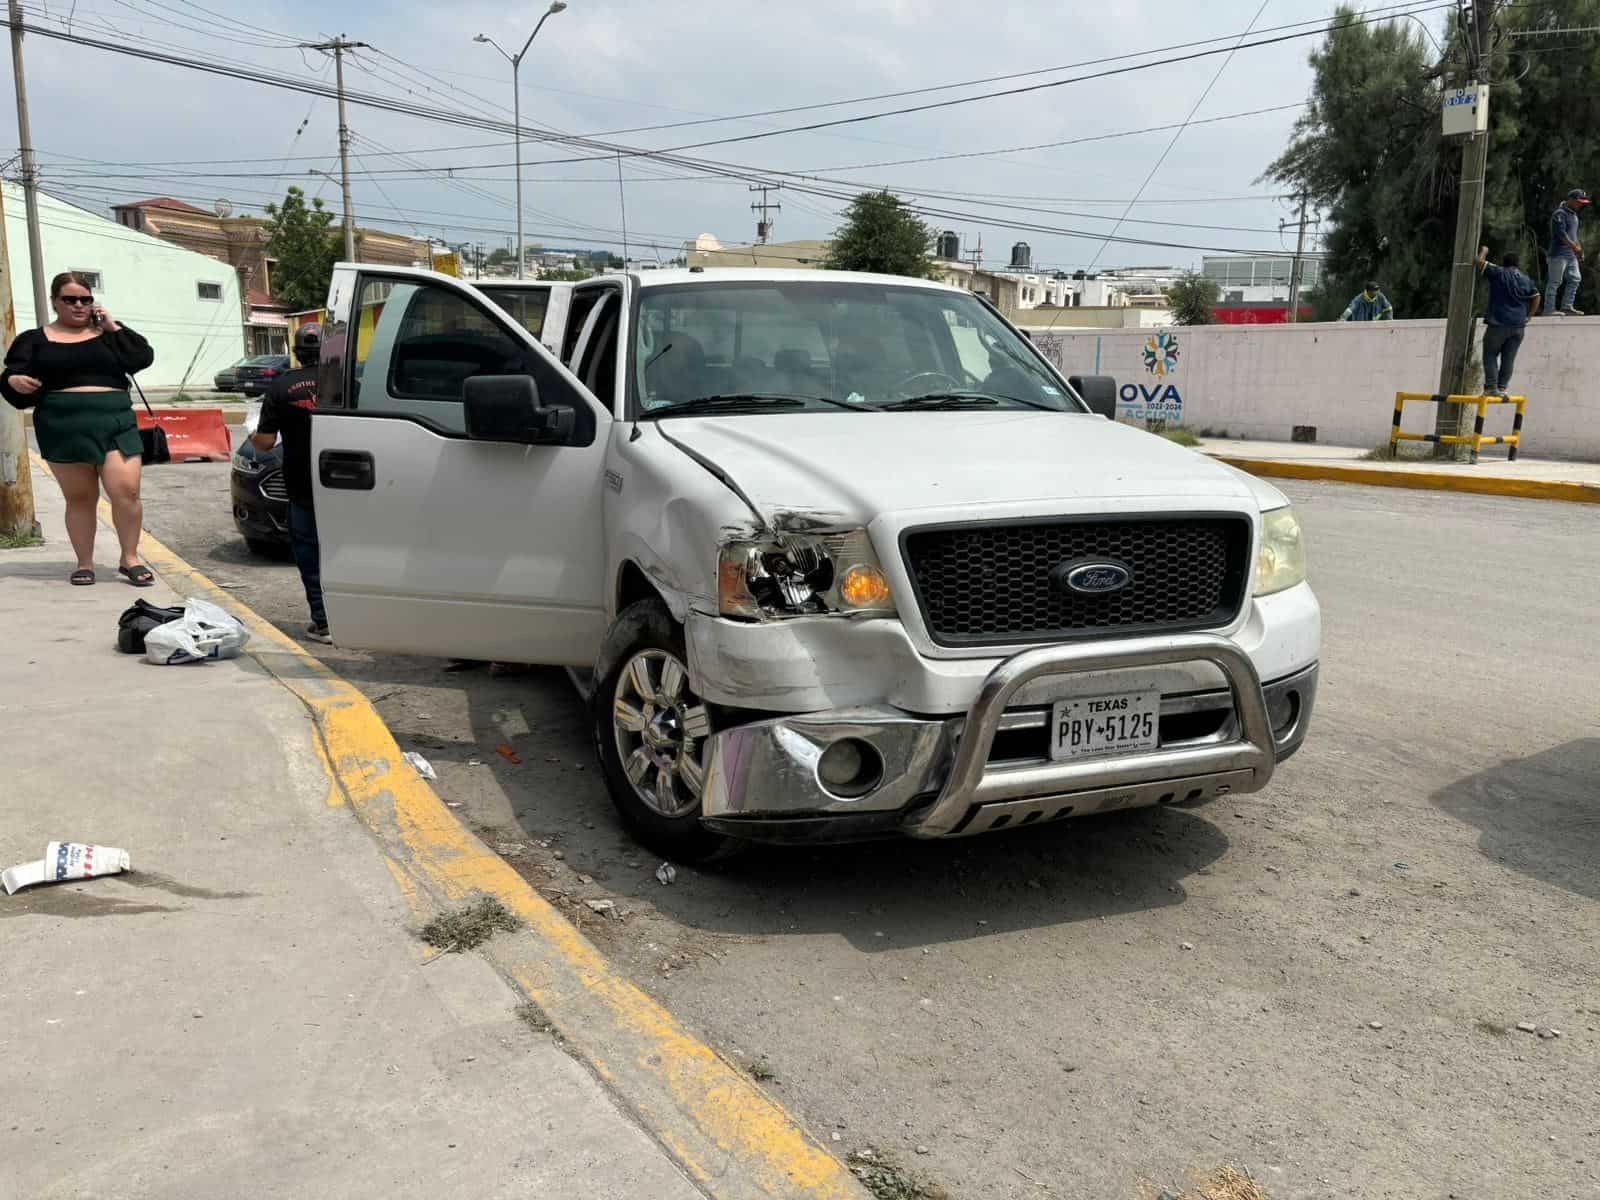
[213,356,248,392]
[234,354,291,396]
[231,436,289,556]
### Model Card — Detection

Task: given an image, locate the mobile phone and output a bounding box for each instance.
[90,309,102,327]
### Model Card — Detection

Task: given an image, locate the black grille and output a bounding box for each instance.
[258,471,289,502]
[902,515,1251,646]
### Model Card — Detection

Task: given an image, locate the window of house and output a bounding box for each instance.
[197,281,223,301]
[70,270,103,292]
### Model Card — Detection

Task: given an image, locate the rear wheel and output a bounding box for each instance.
[592,599,735,863]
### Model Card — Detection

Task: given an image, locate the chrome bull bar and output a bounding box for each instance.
[905,633,1276,839]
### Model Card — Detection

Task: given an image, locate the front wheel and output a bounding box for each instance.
[592,599,736,864]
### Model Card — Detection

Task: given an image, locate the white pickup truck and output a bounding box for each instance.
[312,264,1319,860]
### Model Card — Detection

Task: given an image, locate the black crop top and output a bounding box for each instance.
[1,326,155,405]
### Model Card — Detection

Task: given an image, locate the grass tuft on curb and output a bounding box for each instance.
[420,896,521,953]
[849,1153,947,1200]
[1160,428,1202,448]
[0,529,43,549]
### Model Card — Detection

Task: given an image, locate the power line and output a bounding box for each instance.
[1085,0,1276,272]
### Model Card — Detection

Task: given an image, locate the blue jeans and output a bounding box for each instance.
[1480,324,1524,393]
[1545,255,1581,312]
[287,501,327,628]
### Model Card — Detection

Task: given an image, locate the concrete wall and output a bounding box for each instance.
[1031,318,1600,460]
[3,184,245,389]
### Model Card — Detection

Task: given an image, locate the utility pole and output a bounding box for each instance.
[8,0,46,324]
[301,36,367,261]
[1282,193,1311,323]
[1434,0,1496,460]
[0,175,37,539]
[749,183,781,244]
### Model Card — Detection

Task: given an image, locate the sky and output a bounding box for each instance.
[2,0,1452,273]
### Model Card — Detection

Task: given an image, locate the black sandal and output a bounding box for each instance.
[70,568,95,586]
[118,564,155,588]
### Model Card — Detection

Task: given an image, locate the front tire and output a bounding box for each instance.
[592,599,735,863]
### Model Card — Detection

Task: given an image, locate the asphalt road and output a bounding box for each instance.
[130,462,1600,1200]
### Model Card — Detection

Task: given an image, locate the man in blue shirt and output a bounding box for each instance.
[1544,188,1589,316]
[1340,281,1394,321]
[1475,245,1541,397]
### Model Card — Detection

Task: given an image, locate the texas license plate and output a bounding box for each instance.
[1049,691,1160,762]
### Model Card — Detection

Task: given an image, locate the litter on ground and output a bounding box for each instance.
[4,842,131,896]
[402,751,437,781]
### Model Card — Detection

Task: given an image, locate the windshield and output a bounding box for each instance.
[632,281,1081,417]
[480,285,550,340]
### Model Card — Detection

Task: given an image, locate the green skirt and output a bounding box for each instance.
[34,390,142,464]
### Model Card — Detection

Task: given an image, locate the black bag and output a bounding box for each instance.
[132,378,170,464]
[117,599,184,655]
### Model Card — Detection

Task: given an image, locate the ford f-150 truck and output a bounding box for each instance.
[311,264,1319,860]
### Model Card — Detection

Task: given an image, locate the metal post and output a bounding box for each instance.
[300,37,367,262]
[512,58,523,279]
[1434,0,1495,460]
[8,0,46,324]
[1285,192,1309,323]
[333,40,356,262]
[0,174,38,539]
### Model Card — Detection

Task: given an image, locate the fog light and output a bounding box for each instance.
[817,737,882,798]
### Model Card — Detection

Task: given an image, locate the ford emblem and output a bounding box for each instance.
[1052,559,1133,595]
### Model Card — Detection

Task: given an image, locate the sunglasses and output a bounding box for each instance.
[57,295,95,306]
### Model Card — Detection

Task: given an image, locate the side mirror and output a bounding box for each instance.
[1068,374,1119,420]
[463,374,575,444]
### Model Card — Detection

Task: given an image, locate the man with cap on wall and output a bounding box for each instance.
[1340,281,1394,321]
[1545,188,1590,316]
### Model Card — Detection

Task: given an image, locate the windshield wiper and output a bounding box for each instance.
[878,391,1052,411]
[642,393,868,419]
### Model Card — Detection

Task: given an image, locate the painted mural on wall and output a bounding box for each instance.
[1120,330,1184,422]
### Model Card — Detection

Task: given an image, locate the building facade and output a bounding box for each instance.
[112,197,431,355]
[2,183,245,388]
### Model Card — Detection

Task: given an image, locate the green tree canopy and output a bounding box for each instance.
[487,247,515,267]
[822,191,935,278]
[1166,271,1221,325]
[262,186,339,312]
[1266,1,1600,318]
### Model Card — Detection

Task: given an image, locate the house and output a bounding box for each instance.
[685,238,832,271]
[111,197,431,356]
[1,182,245,388]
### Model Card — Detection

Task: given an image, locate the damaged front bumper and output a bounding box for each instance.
[699,634,1317,843]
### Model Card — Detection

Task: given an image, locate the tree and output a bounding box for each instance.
[487,247,515,267]
[262,186,339,312]
[1264,1,1600,318]
[822,191,935,278]
[1166,271,1221,325]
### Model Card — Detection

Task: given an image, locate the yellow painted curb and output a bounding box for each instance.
[62,453,865,1200]
[1211,454,1600,504]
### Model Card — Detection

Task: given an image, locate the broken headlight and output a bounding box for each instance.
[718,529,898,619]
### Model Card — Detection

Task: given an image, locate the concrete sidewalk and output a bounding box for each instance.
[0,482,702,1199]
[1201,437,1600,502]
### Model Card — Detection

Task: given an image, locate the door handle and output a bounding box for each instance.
[319,449,375,491]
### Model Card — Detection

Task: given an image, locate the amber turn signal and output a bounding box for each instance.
[839,564,892,609]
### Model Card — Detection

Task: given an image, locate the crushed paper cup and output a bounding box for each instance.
[3,842,131,896]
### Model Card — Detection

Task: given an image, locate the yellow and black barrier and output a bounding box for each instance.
[1391,392,1526,464]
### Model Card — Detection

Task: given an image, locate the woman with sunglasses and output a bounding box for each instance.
[1,271,156,585]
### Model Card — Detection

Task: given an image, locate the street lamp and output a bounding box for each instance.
[475,1,568,280]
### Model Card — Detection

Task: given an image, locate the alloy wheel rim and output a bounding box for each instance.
[611,648,712,819]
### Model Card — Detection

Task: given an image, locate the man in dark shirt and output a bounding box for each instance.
[1544,188,1589,316]
[251,323,328,643]
[1475,246,1541,398]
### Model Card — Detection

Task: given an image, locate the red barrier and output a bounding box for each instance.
[135,408,233,463]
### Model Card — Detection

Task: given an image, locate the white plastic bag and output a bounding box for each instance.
[144,598,250,665]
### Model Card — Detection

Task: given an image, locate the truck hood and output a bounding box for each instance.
[658,410,1256,525]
